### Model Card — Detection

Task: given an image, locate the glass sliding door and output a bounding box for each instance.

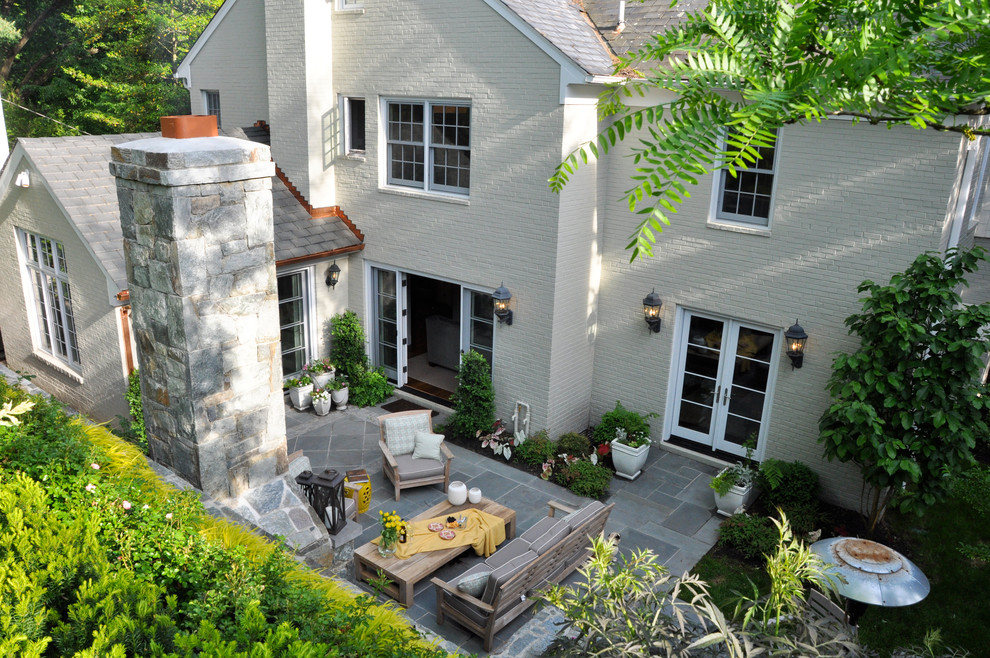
[463,288,494,366]
[373,267,406,383]
[278,270,310,377]
[671,310,778,457]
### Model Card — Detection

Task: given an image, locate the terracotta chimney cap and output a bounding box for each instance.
[161,115,218,139]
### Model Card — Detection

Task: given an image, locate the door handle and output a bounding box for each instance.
[723,388,730,405]
[714,385,721,404]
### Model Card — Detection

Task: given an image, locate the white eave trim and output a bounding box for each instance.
[478,0,604,103]
[175,0,238,89]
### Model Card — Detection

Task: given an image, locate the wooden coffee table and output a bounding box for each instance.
[353,497,516,607]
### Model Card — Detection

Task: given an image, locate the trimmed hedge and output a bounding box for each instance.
[0,378,447,658]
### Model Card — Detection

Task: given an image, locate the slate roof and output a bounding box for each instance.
[582,0,707,69]
[12,130,362,294]
[498,0,615,76]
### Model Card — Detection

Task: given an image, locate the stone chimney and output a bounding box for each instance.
[110,121,287,499]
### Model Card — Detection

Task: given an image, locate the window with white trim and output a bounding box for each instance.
[19,230,81,367]
[278,270,311,377]
[385,100,470,195]
[343,97,365,154]
[337,0,362,8]
[715,130,778,226]
[203,90,221,129]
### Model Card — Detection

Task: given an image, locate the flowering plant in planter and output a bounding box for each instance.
[614,428,651,449]
[284,375,313,389]
[304,357,334,375]
[311,388,331,402]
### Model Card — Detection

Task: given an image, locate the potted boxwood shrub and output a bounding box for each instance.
[710,455,758,516]
[329,376,349,411]
[311,387,332,416]
[286,375,313,411]
[610,428,652,480]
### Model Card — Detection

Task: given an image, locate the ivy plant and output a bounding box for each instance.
[446,350,495,439]
[819,247,990,534]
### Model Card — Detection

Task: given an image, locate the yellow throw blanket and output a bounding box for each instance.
[373,508,507,559]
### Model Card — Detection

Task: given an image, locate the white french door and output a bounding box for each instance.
[372,267,407,384]
[670,310,779,457]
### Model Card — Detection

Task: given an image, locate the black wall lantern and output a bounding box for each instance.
[643,289,663,333]
[326,261,341,289]
[493,283,513,325]
[784,320,808,369]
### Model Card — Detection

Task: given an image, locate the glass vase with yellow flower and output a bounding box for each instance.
[378,510,407,558]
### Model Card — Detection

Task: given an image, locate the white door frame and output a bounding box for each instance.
[276,265,318,379]
[663,306,781,459]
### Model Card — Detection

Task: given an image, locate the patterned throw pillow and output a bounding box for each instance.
[457,570,491,598]
[384,414,430,456]
[411,432,445,462]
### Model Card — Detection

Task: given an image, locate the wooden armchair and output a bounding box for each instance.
[378,409,453,501]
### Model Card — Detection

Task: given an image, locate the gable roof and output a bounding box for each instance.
[6,130,363,295]
[582,0,706,70]
[497,0,615,76]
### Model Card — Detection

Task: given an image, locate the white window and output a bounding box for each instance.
[338,0,362,8]
[203,90,221,129]
[385,100,470,195]
[343,97,366,154]
[278,270,312,377]
[715,130,779,227]
[19,230,81,367]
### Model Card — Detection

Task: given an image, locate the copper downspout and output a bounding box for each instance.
[120,305,135,374]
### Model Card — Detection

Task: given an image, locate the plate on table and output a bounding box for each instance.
[439,529,456,540]
[428,522,444,532]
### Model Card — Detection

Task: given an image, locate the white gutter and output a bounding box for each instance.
[948,137,980,250]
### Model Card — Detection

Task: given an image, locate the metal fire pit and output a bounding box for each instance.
[295,468,347,535]
[811,537,930,606]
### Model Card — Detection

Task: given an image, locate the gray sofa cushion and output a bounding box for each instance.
[484,537,533,570]
[519,516,558,543]
[563,500,606,532]
[482,550,539,604]
[383,414,431,455]
[393,454,445,480]
[528,518,570,555]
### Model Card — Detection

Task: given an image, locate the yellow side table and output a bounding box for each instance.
[345,469,372,514]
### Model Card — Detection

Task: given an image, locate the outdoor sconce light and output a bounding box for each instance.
[325,261,341,289]
[784,320,808,369]
[15,171,29,188]
[643,289,663,333]
[492,283,513,325]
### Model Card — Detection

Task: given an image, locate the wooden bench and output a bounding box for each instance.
[431,499,614,652]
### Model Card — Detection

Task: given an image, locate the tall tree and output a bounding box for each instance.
[549,0,990,260]
[0,0,221,139]
[819,248,990,535]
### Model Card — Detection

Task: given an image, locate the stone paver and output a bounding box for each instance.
[290,396,723,657]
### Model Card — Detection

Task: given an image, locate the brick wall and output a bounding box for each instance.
[187,0,270,127]
[591,118,963,508]
[328,0,569,433]
[0,158,129,422]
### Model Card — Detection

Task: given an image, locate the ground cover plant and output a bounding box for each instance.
[0,378,446,658]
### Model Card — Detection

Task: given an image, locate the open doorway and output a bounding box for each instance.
[406,274,459,400]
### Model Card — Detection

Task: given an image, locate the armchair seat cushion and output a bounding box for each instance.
[394,454,446,480]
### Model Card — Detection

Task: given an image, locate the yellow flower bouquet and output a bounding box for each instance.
[378,510,407,547]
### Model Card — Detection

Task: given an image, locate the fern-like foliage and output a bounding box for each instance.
[549,0,990,260]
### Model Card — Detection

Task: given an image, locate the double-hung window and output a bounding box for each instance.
[204,90,221,129]
[19,230,81,367]
[715,129,779,226]
[385,100,470,195]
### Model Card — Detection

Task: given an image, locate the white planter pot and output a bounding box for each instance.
[289,384,313,410]
[330,386,349,410]
[610,439,651,480]
[713,468,759,516]
[312,397,332,416]
[311,370,335,389]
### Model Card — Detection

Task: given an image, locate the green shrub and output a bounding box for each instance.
[952,465,990,519]
[514,430,556,466]
[758,459,819,509]
[556,459,612,499]
[593,400,657,446]
[446,350,495,439]
[717,513,778,561]
[115,369,147,453]
[330,310,371,383]
[349,364,394,408]
[557,432,591,457]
